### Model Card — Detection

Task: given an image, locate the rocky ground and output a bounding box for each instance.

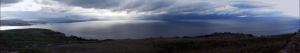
[280,29,300,53]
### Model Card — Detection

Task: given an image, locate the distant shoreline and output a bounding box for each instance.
[0,28,297,40]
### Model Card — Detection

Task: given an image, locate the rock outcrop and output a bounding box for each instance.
[280,29,300,53]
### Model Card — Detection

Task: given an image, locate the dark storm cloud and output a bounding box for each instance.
[0,0,22,4]
[1,0,23,7]
[52,0,241,15]
[54,0,122,9]
[114,0,177,12]
[54,0,177,12]
[51,0,285,20]
[138,11,297,21]
[140,14,242,20]
[2,0,297,21]
[165,2,216,14]
[232,4,272,9]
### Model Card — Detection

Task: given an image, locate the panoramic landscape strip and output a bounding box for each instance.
[0,28,299,53]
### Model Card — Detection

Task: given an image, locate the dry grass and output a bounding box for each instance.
[44,40,156,53]
[43,33,295,53]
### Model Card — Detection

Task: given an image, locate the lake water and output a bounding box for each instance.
[0,20,299,39]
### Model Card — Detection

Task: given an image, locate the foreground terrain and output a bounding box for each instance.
[0,28,297,53]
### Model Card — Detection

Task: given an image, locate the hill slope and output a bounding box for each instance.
[44,32,297,53]
[0,28,297,53]
[0,28,99,53]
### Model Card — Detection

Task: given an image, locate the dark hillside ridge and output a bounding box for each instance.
[196,32,254,38]
[0,28,104,53]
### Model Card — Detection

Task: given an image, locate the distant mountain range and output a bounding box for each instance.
[0,20,100,26]
[54,19,99,23]
[0,20,33,26]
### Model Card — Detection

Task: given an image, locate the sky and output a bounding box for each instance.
[0,0,299,22]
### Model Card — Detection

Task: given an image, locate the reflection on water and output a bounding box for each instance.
[0,20,298,39]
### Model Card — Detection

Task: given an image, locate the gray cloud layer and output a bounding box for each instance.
[54,0,177,12]
[54,0,122,9]
[54,0,274,15]
[1,0,298,21]
[1,0,22,4]
[1,0,23,7]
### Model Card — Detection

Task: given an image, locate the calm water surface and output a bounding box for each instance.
[0,20,299,39]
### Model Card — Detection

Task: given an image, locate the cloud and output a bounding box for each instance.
[0,0,298,21]
[1,0,43,11]
[1,0,23,7]
[1,0,22,4]
[232,3,272,9]
[237,15,247,18]
[251,0,299,17]
[54,0,176,12]
[53,0,295,17]
[53,0,122,9]
[1,11,65,19]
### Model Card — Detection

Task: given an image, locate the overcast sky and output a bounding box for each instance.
[0,0,299,21]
